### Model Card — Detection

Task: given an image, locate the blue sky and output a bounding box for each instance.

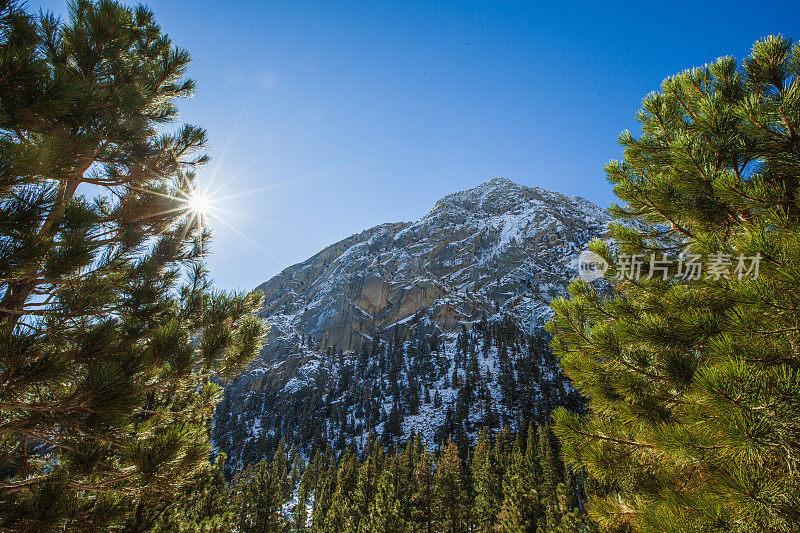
[40,0,800,290]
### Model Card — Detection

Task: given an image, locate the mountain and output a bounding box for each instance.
[213,178,609,469]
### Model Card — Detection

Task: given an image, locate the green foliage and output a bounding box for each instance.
[0,1,264,530]
[235,456,286,533]
[151,453,236,532]
[496,428,540,533]
[472,429,502,532]
[434,439,465,533]
[550,35,800,533]
[163,424,585,532]
[410,442,434,532]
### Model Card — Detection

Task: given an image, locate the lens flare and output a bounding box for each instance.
[187,191,212,215]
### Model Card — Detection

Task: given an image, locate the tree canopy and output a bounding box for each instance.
[0,1,263,530]
[550,35,800,533]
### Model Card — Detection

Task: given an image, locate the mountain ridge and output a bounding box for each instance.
[214,177,609,467]
[253,177,608,351]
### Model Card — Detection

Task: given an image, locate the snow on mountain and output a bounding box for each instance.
[256,177,606,349]
[214,178,609,466]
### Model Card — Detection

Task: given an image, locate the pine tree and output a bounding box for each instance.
[434,439,464,533]
[550,35,800,532]
[410,447,434,533]
[0,1,264,530]
[351,450,380,531]
[295,465,311,532]
[326,449,360,532]
[497,426,542,533]
[152,452,236,532]
[271,439,291,505]
[398,435,419,521]
[384,402,403,443]
[537,425,561,507]
[291,427,588,533]
[290,445,303,488]
[365,455,407,533]
[471,429,502,532]
[237,458,285,533]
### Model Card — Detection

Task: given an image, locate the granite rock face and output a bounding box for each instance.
[254,177,608,355]
[217,178,609,461]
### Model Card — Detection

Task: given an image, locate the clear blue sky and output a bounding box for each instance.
[39,0,800,291]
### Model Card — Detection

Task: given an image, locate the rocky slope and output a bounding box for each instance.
[214,178,609,465]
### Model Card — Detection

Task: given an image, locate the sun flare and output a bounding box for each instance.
[186,190,212,216]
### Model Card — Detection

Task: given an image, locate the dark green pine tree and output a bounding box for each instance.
[350,449,378,532]
[434,439,465,533]
[537,425,561,518]
[410,446,434,533]
[384,401,403,443]
[271,439,291,506]
[364,455,407,533]
[471,428,502,532]
[550,35,800,532]
[151,452,236,532]
[295,463,311,532]
[310,450,339,532]
[0,1,264,530]
[325,449,360,532]
[236,458,285,533]
[293,427,589,533]
[497,425,542,533]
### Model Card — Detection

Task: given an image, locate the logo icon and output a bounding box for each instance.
[577,250,608,282]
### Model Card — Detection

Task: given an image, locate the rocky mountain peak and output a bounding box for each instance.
[216,178,610,466]
[428,177,527,216]
[246,177,609,381]
[427,177,601,221]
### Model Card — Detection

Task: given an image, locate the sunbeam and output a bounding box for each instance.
[129,157,354,261]
[206,153,269,200]
[212,205,274,224]
[212,162,364,203]
[203,79,259,197]
[208,210,278,260]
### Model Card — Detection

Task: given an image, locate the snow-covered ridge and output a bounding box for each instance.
[216,178,608,464]
[252,177,608,354]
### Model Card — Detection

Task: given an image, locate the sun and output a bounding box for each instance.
[186,190,212,216]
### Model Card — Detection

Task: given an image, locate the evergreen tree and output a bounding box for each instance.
[364,455,407,533]
[384,402,403,443]
[550,35,800,532]
[271,439,291,505]
[325,449,360,532]
[295,465,311,532]
[0,1,264,530]
[434,439,464,533]
[471,429,502,532]
[351,450,380,531]
[410,447,434,533]
[537,425,561,506]
[237,458,285,533]
[497,427,542,533]
[152,453,236,532]
[236,424,591,533]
